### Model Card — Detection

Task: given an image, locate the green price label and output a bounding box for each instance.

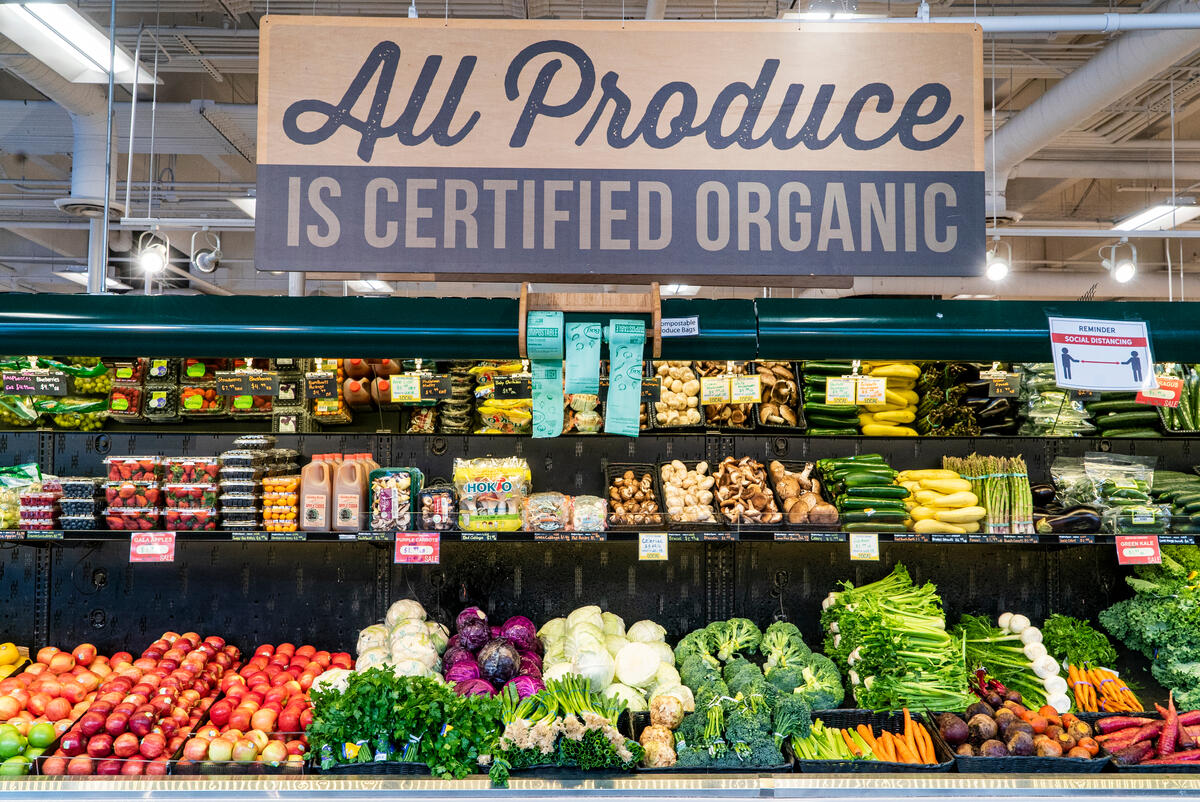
[186,362,204,378]
[233,395,252,410]
[183,394,202,410]
[110,397,129,411]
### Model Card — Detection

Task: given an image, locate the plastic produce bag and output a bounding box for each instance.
[454,457,530,532]
[1083,453,1156,513]
[0,463,42,529]
[523,492,572,532]
[1017,363,1096,436]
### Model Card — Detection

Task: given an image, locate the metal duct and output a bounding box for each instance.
[983,0,1200,215]
[1010,160,1200,180]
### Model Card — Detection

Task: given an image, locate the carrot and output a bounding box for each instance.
[892,732,920,764]
[874,731,895,762]
[916,724,934,764]
[856,724,878,752]
[842,728,862,757]
[902,708,917,757]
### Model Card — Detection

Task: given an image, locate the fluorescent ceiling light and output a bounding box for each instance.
[346,279,394,294]
[54,270,132,291]
[0,3,155,85]
[950,294,997,300]
[229,197,256,218]
[1114,198,1200,231]
[661,284,700,296]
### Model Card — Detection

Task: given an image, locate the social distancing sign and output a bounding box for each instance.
[1047,317,1155,392]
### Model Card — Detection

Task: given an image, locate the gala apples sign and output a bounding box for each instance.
[257,18,984,277]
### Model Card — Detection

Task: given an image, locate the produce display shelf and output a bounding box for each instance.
[2,529,1186,545]
[4,773,1200,800]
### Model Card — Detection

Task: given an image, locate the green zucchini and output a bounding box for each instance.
[837,497,909,511]
[807,428,860,436]
[841,471,900,488]
[804,402,860,416]
[802,362,855,376]
[841,509,910,524]
[1094,410,1161,429]
[819,453,886,464]
[843,522,909,532]
[807,414,862,429]
[1100,428,1161,438]
[843,485,909,499]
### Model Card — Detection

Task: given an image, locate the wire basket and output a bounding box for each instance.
[794,710,954,773]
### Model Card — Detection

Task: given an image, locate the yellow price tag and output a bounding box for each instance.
[849,532,880,561]
[729,375,762,404]
[855,376,888,405]
[700,376,731,406]
[638,532,668,560]
[825,377,857,406]
[389,374,421,403]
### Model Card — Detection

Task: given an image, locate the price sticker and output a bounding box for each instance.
[700,376,731,406]
[729,375,762,404]
[855,376,887,405]
[825,377,857,406]
[389,374,422,404]
[394,532,440,564]
[215,372,250,395]
[130,531,176,563]
[638,532,668,561]
[849,532,880,561]
[982,371,1020,399]
[1116,535,1161,565]
[304,372,338,399]
[1137,376,1183,408]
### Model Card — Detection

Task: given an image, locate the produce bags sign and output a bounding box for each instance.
[1047,317,1156,392]
[257,18,984,277]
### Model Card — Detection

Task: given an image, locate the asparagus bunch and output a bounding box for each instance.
[942,454,1034,535]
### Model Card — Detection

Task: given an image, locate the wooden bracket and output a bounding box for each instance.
[518,282,661,359]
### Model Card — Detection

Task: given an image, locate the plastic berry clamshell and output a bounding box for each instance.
[163,484,219,509]
[104,481,162,509]
[180,385,227,416]
[108,386,144,421]
[60,515,99,531]
[58,498,100,517]
[104,457,163,482]
[103,507,161,531]
[59,477,100,498]
[141,386,180,421]
[182,358,232,382]
[163,457,220,484]
[164,508,218,531]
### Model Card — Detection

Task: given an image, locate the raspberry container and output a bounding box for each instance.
[103,507,161,530]
[18,506,56,521]
[104,457,163,482]
[164,508,218,531]
[19,492,60,507]
[19,519,59,531]
[163,484,219,509]
[106,358,147,384]
[163,457,220,484]
[104,481,162,508]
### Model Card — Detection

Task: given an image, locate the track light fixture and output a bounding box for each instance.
[1100,239,1137,284]
[985,238,1010,282]
[135,231,170,274]
[191,231,222,274]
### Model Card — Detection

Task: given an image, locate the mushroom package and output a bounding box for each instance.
[714,457,782,525]
[757,362,801,427]
[768,460,839,526]
[652,361,702,428]
[659,460,716,523]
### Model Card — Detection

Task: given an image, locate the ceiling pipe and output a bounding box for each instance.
[645,0,666,19]
[798,272,1179,300]
[1011,160,1200,180]
[827,11,1200,32]
[981,0,1200,219]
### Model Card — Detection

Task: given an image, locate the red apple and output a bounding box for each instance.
[28,692,51,716]
[129,711,156,738]
[112,732,140,758]
[133,658,158,672]
[45,697,73,722]
[36,646,60,665]
[42,756,68,775]
[66,756,93,776]
[182,737,209,761]
[86,733,113,758]
[260,740,289,765]
[59,729,85,757]
[146,757,169,775]
[207,737,234,763]
[300,708,313,729]
[48,653,76,674]
[78,710,106,737]
[157,717,178,738]
[96,758,123,776]
[208,699,233,727]
[113,702,137,717]
[104,714,129,737]
[72,644,98,666]
[277,708,301,735]
[109,651,132,666]
[285,739,306,756]
[231,738,259,763]
[59,680,87,705]
[120,759,145,776]
[245,729,269,751]
[330,653,352,670]
[139,732,166,760]
[250,708,277,733]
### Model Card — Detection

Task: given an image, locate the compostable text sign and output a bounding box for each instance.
[257,18,983,276]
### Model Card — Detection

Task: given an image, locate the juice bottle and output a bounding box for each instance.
[343,379,372,409]
[345,358,372,379]
[371,359,402,377]
[300,455,333,532]
[370,378,392,407]
[333,454,369,532]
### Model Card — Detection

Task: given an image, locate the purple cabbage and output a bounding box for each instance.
[490,625,502,639]
[455,606,487,633]
[454,678,496,697]
[501,616,539,652]
[457,617,491,652]
[518,654,542,678]
[443,645,476,667]
[445,661,481,683]
[446,634,460,650]
[477,638,520,687]
[505,675,545,700]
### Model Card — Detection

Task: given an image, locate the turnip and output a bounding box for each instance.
[1023,642,1047,661]
[1043,675,1068,696]
[1046,693,1072,714]
[1032,655,1059,679]
[1008,614,1031,634]
[998,612,1014,631]
[1019,627,1043,645]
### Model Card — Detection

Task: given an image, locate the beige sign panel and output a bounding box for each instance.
[256,18,983,275]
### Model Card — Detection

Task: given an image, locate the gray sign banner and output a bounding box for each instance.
[255,165,984,276]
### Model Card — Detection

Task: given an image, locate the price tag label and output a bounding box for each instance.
[1137,376,1182,408]
[247,372,280,396]
[729,375,762,404]
[304,372,338,399]
[215,372,251,395]
[130,531,176,563]
[638,532,668,560]
[389,374,422,404]
[982,371,1020,398]
[394,532,440,564]
[700,376,731,406]
[1069,389,1097,402]
[849,532,880,561]
[419,375,453,401]
[1116,534,1161,565]
[825,377,857,406]
[599,376,661,402]
[855,376,887,405]
[494,375,532,400]
[3,371,67,396]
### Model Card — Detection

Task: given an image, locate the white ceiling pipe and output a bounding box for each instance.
[799,271,1178,300]
[1011,160,1200,179]
[838,11,1200,32]
[645,0,666,19]
[1002,227,1200,238]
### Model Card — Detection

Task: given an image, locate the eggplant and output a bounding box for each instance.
[977,399,1014,420]
[1029,483,1056,508]
[1037,506,1102,534]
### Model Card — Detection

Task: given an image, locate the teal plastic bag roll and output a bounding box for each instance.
[564,322,602,395]
[527,311,564,439]
[603,319,646,438]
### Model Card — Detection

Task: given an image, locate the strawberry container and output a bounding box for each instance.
[104,481,162,508]
[164,457,220,484]
[230,394,273,416]
[108,386,144,421]
[180,385,226,416]
[164,484,219,509]
[182,358,232,382]
[164,507,218,531]
[104,456,163,482]
[103,507,161,530]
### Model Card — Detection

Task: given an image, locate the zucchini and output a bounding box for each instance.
[861,423,918,437]
[804,402,861,415]
[1084,399,1144,415]
[807,414,862,429]
[837,497,909,511]
[818,454,886,466]
[843,522,909,532]
[844,485,910,499]
[803,361,855,376]
[1094,410,1161,429]
[807,428,859,436]
[1100,428,1161,438]
[841,509,909,524]
[912,518,967,535]
[841,471,900,488]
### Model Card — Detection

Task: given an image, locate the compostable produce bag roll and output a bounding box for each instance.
[565,322,602,395]
[527,311,564,439]
[604,319,646,438]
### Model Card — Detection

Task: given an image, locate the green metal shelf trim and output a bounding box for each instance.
[2,294,1199,362]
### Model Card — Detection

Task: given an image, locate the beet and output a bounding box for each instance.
[965,701,995,720]
[956,743,976,757]
[937,713,970,747]
[980,739,1009,757]
[1007,730,1035,757]
[968,714,998,743]
[985,692,1004,708]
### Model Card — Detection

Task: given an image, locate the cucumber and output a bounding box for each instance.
[841,509,909,524]
[843,485,909,499]
[1094,410,1161,429]
[1172,492,1200,508]
[1085,400,1144,415]
[1100,428,1161,438]
[837,497,909,511]
[807,428,860,436]
[841,471,900,487]
[843,522,909,533]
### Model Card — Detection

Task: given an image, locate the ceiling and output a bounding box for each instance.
[0,0,1199,300]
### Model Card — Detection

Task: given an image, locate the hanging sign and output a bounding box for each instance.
[1137,376,1182,408]
[257,18,983,277]
[1116,535,1161,566]
[130,532,176,563]
[1047,317,1155,392]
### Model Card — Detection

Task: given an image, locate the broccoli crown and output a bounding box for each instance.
[763,631,812,673]
[765,620,802,642]
[675,630,718,668]
[676,711,707,746]
[725,706,772,745]
[674,744,711,768]
[795,653,844,710]
[696,679,730,710]
[725,661,764,696]
[709,731,784,768]
[680,654,721,690]
[771,693,813,741]
[723,656,755,683]
[765,665,803,693]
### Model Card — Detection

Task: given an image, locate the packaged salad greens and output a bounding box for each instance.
[1017,363,1096,436]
